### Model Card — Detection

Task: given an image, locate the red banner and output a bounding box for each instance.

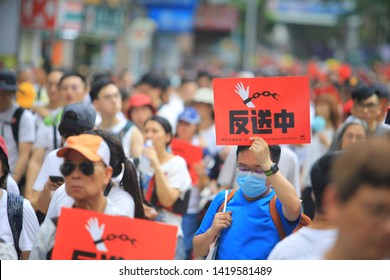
[171,138,203,184]
[213,76,311,145]
[51,208,177,260]
[21,0,58,30]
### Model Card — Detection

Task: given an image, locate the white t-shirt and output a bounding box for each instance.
[0,190,40,252]
[105,118,136,159]
[199,124,218,156]
[186,136,204,214]
[6,176,19,195]
[95,111,126,126]
[0,104,36,172]
[33,148,63,192]
[267,227,338,260]
[34,107,62,153]
[157,155,191,237]
[157,93,184,135]
[46,181,135,220]
[301,128,335,188]
[0,241,18,259]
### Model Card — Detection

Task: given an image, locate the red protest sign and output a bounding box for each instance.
[171,138,203,184]
[213,76,311,145]
[21,0,58,30]
[51,208,177,260]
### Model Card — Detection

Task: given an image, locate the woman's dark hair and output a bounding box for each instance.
[329,119,367,152]
[236,144,281,164]
[144,116,173,147]
[0,152,10,189]
[84,129,145,219]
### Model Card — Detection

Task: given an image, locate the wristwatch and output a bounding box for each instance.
[264,163,279,176]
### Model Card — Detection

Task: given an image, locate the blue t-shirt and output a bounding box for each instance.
[195,189,299,260]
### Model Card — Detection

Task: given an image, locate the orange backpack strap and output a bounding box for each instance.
[217,189,238,213]
[269,196,286,240]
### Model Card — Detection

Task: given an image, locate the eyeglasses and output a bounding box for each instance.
[355,102,378,111]
[60,161,96,176]
[344,133,365,142]
[60,84,81,92]
[100,92,121,101]
[47,82,59,88]
[236,165,264,175]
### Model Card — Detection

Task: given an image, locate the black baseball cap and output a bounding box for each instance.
[0,70,17,92]
[58,103,96,138]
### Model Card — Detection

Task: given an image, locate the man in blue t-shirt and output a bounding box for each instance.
[193,137,301,260]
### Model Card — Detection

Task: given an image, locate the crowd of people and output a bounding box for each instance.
[0,59,389,260]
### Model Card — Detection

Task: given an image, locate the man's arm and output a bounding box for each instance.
[24,147,46,208]
[193,211,232,257]
[130,126,143,159]
[37,179,63,214]
[250,137,301,221]
[266,169,301,221]
[12,142,32,184]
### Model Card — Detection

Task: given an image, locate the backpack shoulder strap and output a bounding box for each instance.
[217,188,238,213]
[46,217,59,260]
[269,195,286,240]
[7,192,24,259]
[116,120,133,140]
[11,107,25,145]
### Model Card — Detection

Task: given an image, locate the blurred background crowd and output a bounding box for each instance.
[0,0,389,260]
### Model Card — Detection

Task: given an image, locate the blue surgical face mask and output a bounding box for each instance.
[236,172,268,198]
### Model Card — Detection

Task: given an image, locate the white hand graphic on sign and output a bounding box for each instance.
[235,82,255,108]
[85,217,108,252]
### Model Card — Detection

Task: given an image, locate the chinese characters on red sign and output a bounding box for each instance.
[213,76,311,145]
[52,208,177,260]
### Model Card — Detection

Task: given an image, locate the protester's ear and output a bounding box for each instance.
[103,166,113,186]
[322,184,340,221]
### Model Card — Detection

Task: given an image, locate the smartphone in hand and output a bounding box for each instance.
[49,176,64,184]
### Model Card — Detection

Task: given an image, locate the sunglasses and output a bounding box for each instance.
[60,161,96,176]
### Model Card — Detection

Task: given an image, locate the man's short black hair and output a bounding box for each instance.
[236,145,281,164]
[59,71,87,87]
[135,72,169,92]
[310,152,340,214]
[89,77,115,101]
[351,84,377,102]
[372,83,389,101]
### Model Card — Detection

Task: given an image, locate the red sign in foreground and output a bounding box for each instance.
[213,76,311,145]
[171,138,203,184]
[52,208,177,260]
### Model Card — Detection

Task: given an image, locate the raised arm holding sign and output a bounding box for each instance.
[213,76,311,146]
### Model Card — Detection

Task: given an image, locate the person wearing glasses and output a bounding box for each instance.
[29,134,117,259]
[45,129,145,220]
[348,84,390,136]
[89,77,144,160]
[193,137,301,260]
[25,69,64,206]
[28,103,96,221]
[329,118,368,152]
[24,72,89,209]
